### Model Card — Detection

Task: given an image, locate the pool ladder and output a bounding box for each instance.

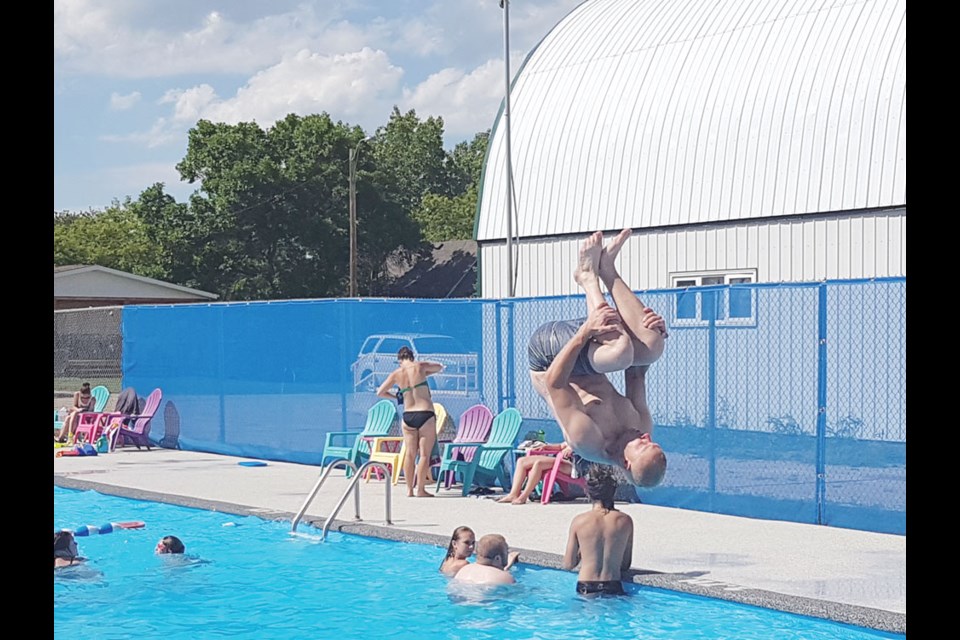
[291,459,393,541]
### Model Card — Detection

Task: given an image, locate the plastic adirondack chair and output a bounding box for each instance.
[321,400,397,477]
[539,448,587,504]
[435,404,494,490]
[106,388,163,451]
[436,407,523,496]
[70,386,111,443]
[366,402,449,485]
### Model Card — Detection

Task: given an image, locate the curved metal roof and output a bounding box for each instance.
[477,0,906,241]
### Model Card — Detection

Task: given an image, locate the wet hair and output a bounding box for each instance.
[397,346,415,361]
[159,535,185,554]
[54,531,75,554]
[440,526,474,570]
[476,534,509,564]
[585,464,619,509]
[54,531,78,567]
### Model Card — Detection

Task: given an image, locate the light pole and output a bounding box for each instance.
[500,0,515,297]
[348,136,374,297]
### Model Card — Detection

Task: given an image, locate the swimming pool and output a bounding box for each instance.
[54,487,903,640]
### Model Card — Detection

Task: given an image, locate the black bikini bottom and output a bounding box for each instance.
[576,580,626,596]
[402,411,436,429]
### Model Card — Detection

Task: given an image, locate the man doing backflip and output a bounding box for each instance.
[528,229,668,487]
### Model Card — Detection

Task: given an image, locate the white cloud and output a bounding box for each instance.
[109,91,142,110]
[401,53,527,139]
[54,1,390,78]
[105,48,404,148]
[190,47,404,126]
[53,1,580,79]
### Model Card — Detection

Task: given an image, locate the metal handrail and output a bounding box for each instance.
[320,460,392,541]
[290,459,393,541]
[291,459,359,532]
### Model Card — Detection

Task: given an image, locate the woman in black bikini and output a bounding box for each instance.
[376,346,443,497]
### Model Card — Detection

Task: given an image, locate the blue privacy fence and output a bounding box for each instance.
[122,278,906,535]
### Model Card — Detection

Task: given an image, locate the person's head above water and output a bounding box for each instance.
[442,526,475,562]
[156,535,185,554]
[475,534,510,569]
[623,432,666,488]
[397,346,415,362]
[54,530,78,559]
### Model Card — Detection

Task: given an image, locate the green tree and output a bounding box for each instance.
[412,187,478,242]
[53,203,165,278]
[175,113,421,299]
[410,130,489,242]
[372,107,450,213]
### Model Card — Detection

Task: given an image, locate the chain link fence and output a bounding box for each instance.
[79,279,905,533]
[53,306,123,394]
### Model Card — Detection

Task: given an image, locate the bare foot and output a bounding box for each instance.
[511,497,529,505]
[416,491,434,498]
[574,231,604,287]
[497,495,517,503]
[599,228,632,281]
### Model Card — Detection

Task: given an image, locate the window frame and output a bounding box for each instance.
[669,269,758,328]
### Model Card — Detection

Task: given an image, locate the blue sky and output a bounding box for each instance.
[54,0,582,212]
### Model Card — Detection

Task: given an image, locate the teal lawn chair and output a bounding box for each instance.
[321,400,398,477]
[435,407,523,496]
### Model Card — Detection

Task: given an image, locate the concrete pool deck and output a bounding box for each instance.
[54,448,905,635]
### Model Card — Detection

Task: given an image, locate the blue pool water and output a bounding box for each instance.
[54,487,902,640]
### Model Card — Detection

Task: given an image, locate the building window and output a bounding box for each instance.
[670,271,757,328]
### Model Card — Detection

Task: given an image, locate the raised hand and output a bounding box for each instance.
[582,304,623,338]
[642,307,668,337]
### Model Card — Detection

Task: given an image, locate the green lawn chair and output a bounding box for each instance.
[321,400,398,477]
[436,407,523,496]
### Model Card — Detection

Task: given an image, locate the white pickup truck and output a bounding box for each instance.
[351,333,479,394]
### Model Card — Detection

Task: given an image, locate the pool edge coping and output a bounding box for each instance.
[54,476,906,636]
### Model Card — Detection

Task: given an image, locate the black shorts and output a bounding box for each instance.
[576,580,626,596]
[527,319,597,376]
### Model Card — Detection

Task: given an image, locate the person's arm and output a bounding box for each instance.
[71,392,83,411]
[505,551,520,570]
[562,519,581,571]
[420,361,444,376]
[545,307,620,443]
[624,365,653,435]
[620,515,634,574]
[544,306,619,390]
[375,371,400,400]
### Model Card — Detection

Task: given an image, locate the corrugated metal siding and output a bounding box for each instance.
[479,210,905,298]
[477,0,906,241]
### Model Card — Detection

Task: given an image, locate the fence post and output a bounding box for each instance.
[339,302,349,433]
[495,301,504,413]
[504,301,516,409]
[815,283,828,525]
[706,290,717,506]
[217,306,226,445]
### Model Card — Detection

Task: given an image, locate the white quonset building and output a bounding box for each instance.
[476,0,906,297]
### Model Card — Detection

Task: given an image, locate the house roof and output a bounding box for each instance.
[54,265,219,301]
[380,240,477,298]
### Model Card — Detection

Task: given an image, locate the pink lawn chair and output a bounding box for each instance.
[104,388,163,451]
[437,404,494,490]
[539,447,586,504]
